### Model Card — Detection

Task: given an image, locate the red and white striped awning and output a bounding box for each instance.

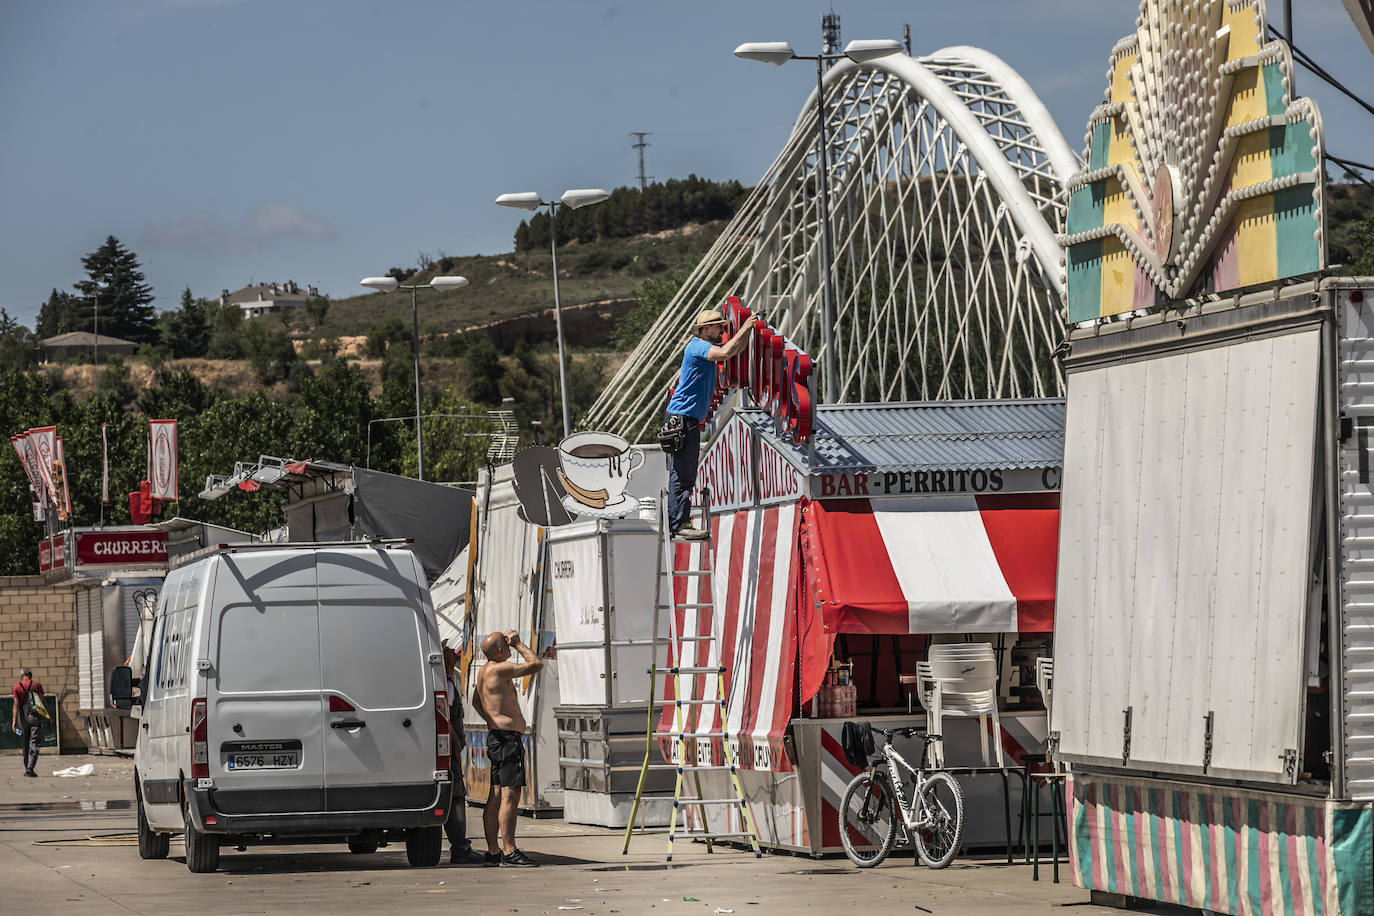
[803,494,1058,635]
[658,504,800,771]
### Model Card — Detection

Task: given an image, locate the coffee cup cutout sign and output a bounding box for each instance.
[557,431,645,518]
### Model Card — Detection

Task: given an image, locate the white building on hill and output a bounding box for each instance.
[219,280,318,319]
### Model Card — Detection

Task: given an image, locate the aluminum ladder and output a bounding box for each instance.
[621,487,762,860]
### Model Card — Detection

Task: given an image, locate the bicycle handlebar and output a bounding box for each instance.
[872,725,941,742]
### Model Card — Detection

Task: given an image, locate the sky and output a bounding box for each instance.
[2,0,1372,328]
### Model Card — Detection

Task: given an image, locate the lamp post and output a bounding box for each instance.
[358,274,469,481]
[734,38,903,404]
[495,188,611,439]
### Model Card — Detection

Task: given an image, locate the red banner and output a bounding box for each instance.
[38,537,66,573]
[148,419,178,501]
[74,530,169,567]
[28,426,58,506]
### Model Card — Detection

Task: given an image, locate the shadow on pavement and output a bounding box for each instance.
[198,848,598,874]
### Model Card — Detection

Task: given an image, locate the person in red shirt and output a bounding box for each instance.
[11,669,45,776]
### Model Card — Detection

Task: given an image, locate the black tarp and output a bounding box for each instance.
[350,468,473,583]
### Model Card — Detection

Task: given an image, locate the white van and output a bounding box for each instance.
[111,544,454,873]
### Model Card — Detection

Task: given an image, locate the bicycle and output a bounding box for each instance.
[838,725,965,869]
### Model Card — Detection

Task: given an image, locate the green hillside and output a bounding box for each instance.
[312,222,722,341]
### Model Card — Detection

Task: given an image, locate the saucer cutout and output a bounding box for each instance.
[561,493,636,518]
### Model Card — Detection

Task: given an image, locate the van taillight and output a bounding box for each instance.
[329,695,356,712]
[434,691,451,772]
[190,698,208,779]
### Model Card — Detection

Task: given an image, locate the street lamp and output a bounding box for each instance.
[734,38,903,403]
[495,187,611,439]
[358,274,469,481]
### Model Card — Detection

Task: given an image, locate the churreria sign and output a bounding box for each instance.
[710,296,816,444]
[73,530,169,567]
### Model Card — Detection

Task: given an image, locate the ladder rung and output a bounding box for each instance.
[674,798,743,806]
[671,570,712,577]
[677,603,713,609]
[670,831,754,840]
[669,666,726,674]
[655,636,716,643]
[675,698,723,705]
[667,731,729,738]
[646,764,737,772]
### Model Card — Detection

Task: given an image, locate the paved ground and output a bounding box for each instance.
[0,753,1188,916]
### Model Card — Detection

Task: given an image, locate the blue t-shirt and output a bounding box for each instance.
[665,337,717,420]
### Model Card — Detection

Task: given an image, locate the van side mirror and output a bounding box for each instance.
[110,665,140,709]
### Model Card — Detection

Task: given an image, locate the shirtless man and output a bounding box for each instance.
[472,629,543,867]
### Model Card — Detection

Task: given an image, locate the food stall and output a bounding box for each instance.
[661,399,1064,854]
[40,521,253,752]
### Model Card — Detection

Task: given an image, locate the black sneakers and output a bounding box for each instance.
[23,769,36,777]
[450,846,486,865]
[499,848,539,867]
[483,852,502,867]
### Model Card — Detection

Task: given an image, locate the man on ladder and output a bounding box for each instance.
[661,307,757,540]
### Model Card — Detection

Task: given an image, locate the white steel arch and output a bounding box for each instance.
[584,48,1079,443]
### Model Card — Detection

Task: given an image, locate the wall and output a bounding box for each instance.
[0,576,86,753]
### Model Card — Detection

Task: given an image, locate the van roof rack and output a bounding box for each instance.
[171,538,415,569]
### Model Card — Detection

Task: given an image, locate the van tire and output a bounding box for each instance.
[136,785,169,860]
[183,806,220,873]
[348,837,379,855]
[405,826,442,867]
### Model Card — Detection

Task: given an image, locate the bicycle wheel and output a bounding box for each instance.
[839,772,898,867]
[913,771,965,869]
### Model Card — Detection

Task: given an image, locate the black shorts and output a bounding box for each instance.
[487,729,526,788]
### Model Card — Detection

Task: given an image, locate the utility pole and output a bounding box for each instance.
[903,23,911,55]
[629,132,653,190]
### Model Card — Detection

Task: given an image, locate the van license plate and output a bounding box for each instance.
[226,752,300,770]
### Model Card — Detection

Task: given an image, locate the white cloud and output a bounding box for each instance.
[141,203,335,253]
[247,203,334,243]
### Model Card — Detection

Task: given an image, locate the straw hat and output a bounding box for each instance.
[693,309,727,329]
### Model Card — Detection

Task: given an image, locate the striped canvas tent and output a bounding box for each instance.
[657,503,801,774]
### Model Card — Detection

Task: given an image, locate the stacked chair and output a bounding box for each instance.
[916,642,1004,768]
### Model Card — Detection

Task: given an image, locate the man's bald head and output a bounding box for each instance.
[481,631,510,660]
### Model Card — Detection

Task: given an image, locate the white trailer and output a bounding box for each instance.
[1052,278,1374,915]
[546,516,675,827]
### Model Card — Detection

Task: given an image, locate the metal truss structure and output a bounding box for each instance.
[584,47,1080,443]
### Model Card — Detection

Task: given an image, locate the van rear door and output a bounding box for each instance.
[206,551,326,810]
[316,549,438,808]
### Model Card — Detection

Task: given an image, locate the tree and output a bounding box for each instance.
[159,287,212,358]
[240,322,298,384]
[1351,217,1374,277]
[613,271,687,350]
[462,333,504,405]
[74,236,157,343]
[289,361,375,467]
[206,303,246,359]
[0,310,38,370]
[304,296,330,328]
[138,367,214,419]
[364,317,409,358]
[35,288,78,338]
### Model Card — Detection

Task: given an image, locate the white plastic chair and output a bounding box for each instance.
[1035,657,1054,717]
[1035,656,1058,771]
[921,642,1004,768]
